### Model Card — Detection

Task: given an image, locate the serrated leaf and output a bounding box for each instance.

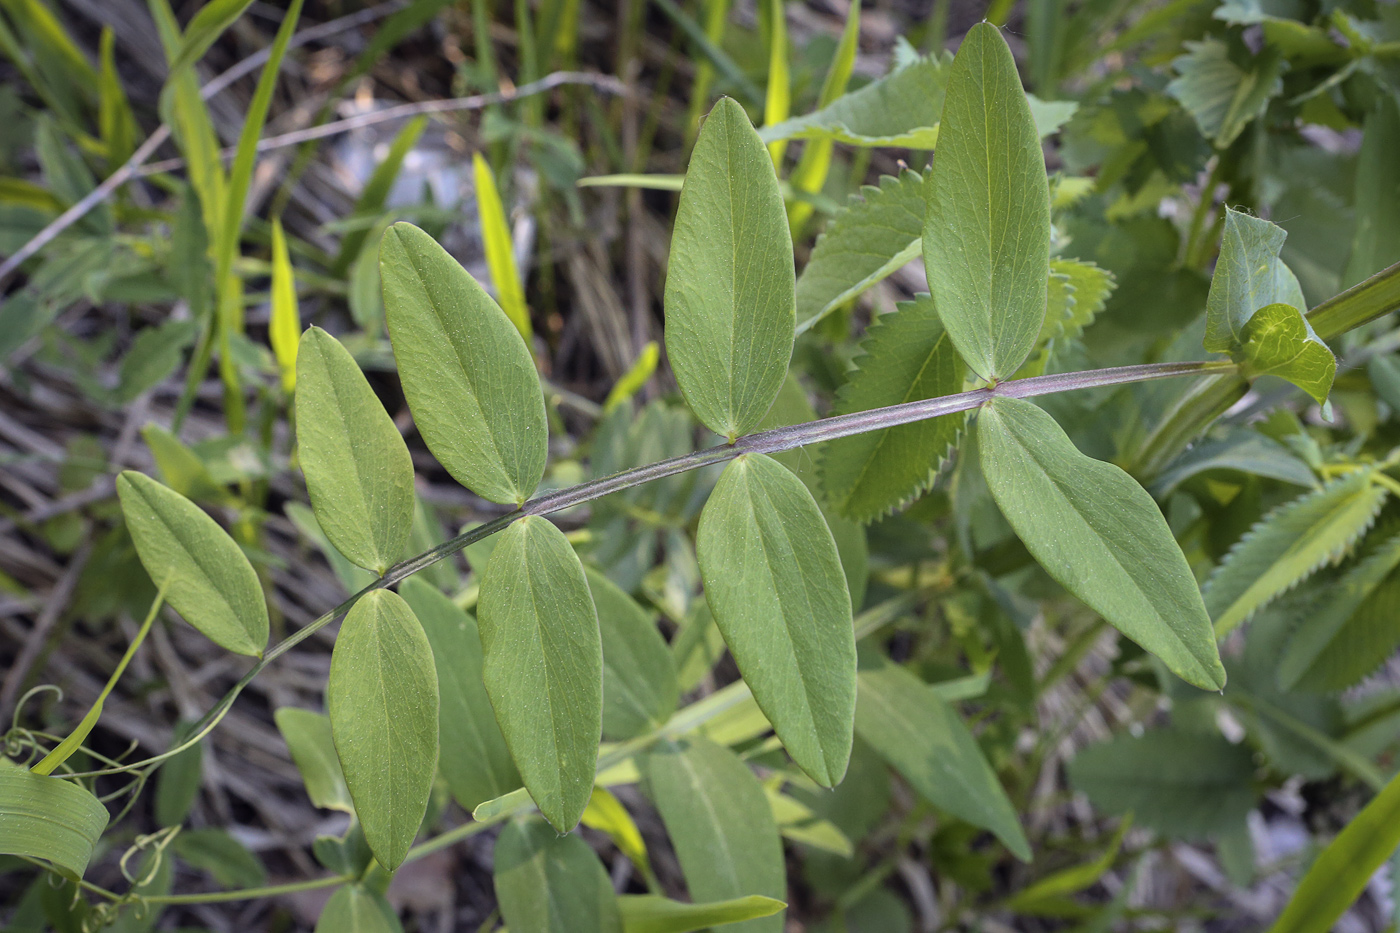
[697,453,856,785]
[1166,39,1284,148]
[794,168,925,335]
[328,589,439,871]
[0,767,109,880]
[646,738,785,933]
[1016,259,1115,378]
[976,397,1226,690]
[380,221,547,505]
[314,885,401,933]
[117,471,268,656]
[1067,729,1256,839]
[477,516,602,831]
[759,53,952,149]
[618,895,786,933]
[923,23,1051,383]
[818,295,966,522]
[1204,469,1387,636]
[1205,209,1307,355]
[664,98,794,440]
[295,327,415,575]
[274,708,353,813]
[1237,302,1336,404]
[585,567,679,740]
[854,651,1030,860]
[494,816,622,933]
[1150,430,1316,497]
[398,578,520,811]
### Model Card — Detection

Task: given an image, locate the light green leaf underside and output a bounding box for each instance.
[1204,469,1386,636]
[854,652,1030,860]
[794,168,925,335]
[1167,39,1283,148]
[646,738,786,933]
[117,471,268,657]
[818,294,966,523]
[585,567,680,741]
[619,895,786,933]
[398,578,520,811]
[327,589,439,871]
[1238,302,1336,404]
[493,816,623,933]
[274,707,353,813]
[314,885,401,933]
[477,516,602,831]
[1067,729,1256,839]
[0,766,109,880]
[295,327,415,575]
[1204,208,1306,354]
[664,98,795,440]
[923,23,1051,383]
[759,53,952,149]
[379,221,546,505]
[976,397,1226,690]
[697,453,856,785]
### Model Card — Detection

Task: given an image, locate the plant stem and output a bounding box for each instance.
[144,873,354,906]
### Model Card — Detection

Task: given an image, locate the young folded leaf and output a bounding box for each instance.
[855,651,1030,860]
[117,471,268,657]
[647,739,786,933]
[327,589,439,871]
[975,397,1226,690]
[664,98,795,440]
[585,567,680,740]
[477,516,602,831]
[0,767,110,880]
[923,23,1051,383]
[295,327,415,576]
[493,816,622,933]
[379,222,546,505]
[698,453,856,785]
[1237,302,1336,405]
[1203,208,1307,354]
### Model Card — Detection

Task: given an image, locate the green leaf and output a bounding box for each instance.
[1204,208,1307,355]
[976,397,1226,690]
[117,471,268,656]
[154,721,203,827]
[380,222,547,505]
[285,502,377,597]
[473,153,532,342]
[173,828,266,889]
[1067,729,1256,839]
[646,738,786,933]
[1265,767,1400,933]
[1166,39,1283,148]
[477,516,602,831]
[792,168,925,334]
[117,318,198,403]
[0,767,109,880]
[1203,469,1387,636]
[765,786,854,856]
[923,23,1051,383]
[1014,259,1115,378]
[1006,817,1131,914]
[269,218,301,393]
[759,53,952,149]
[397,578,520,811]
[818,295,966,522]
[275,708,353,813]
[664,98,794,440]
[854,651,1030,860]
[493,817,622,933]
[585,567,679,740]
[1236,302,1336,404]
[581,787,649,874]
[1149,430,1315,497]
[314,885,402,933]
[334,117,427,275]
[327,589,439,871]
[697,453,856,785]
[619,895,786,933]
[164,0,255,82]
[1344,93,1400,288]
[295,327,415,575]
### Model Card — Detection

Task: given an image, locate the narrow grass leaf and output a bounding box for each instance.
[269,218,301,392]
[473,153,532,342]
[761,0,790,165]
[0,766,109,880]
[380,222,547,504]
[493,816,622,933]
[786,0,860,231]
[334,116,428,275]
[477,516,602,831]
[165,0,256,80]
[698,453,856,785]
[327,589,439,871]
[618,895,786,933]
[976,397,1226,689]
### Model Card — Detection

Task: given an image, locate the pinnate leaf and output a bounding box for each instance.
[923,23,1051,382]
[664,98,794,440]
[1204,469,1386,636]
[295,327,415,575]
[976,397,1226,690]
[380,221,546,505]
[697,453,856,785]
[117,470,268,656]
[477,516,602,831]
[493,816,622,933]
[328,589,439,871]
